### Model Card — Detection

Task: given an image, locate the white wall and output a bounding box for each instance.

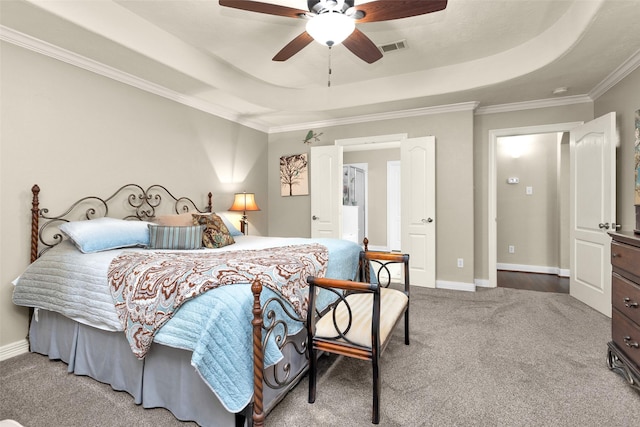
[0,42,268,350]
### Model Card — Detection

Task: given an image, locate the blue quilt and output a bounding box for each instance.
[13,237,361,413]
[154,237,361,412]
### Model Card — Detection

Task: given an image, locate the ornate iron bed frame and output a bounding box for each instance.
[27,183,311,427]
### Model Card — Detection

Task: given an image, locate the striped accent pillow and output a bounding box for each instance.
[147,225,205,250]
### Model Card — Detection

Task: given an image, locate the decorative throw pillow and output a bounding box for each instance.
[193,213,235,248]
[147,224,205,250]
[59,217,152,253]
[153,212,194,226]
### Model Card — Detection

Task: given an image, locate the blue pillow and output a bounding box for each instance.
[59,217,152,253]
[219,213,243,237]
[147,224,205,250]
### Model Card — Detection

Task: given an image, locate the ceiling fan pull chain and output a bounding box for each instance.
[328,46,332,87]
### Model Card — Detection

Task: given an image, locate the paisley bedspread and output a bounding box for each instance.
[108,244,328,359]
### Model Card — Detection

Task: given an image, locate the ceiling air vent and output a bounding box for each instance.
[378,39,408,53]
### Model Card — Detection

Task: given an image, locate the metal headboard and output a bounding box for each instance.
[30,184,213,261]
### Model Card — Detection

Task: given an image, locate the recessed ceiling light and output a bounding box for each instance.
[552,87,568,95]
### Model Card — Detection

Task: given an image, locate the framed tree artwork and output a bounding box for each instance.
[280,153,309,196]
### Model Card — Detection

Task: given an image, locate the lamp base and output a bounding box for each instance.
[240,215,248,235]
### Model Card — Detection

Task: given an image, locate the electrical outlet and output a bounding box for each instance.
[526,186,533,195]
[457,258,464,268]
[508,245,515,254]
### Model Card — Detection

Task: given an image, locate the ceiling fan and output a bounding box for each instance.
[219,0,448,64]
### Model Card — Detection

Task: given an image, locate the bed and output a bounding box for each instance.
[12,184,363,426]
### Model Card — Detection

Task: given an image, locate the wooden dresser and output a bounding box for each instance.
[608,232,640,391]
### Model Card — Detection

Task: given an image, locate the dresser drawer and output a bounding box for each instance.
[612,273,640,325]
[611,241,640,279]
[612,309,640,368]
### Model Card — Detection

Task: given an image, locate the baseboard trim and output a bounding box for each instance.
[436,280,476,292]
[474,278,492,288]
[497,263,569,277]
[0,339,29,361]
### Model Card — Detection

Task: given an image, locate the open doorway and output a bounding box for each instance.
[496,132,570,293]
[336,134,406,251]
[342,163,367,244]
[343,149,400,250]
[312,135,436,287]
[488,122,582,288]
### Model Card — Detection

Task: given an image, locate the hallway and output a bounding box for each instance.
[497,270,569,294]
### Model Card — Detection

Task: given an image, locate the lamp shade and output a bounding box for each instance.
[306,12,355,47]
[229,193,260,212]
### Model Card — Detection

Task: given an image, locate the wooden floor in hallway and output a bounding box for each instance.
[497,270,569,294]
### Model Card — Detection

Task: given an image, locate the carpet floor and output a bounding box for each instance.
[2,286,639,426]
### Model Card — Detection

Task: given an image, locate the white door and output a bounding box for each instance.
[401,136,436,288]
[570,112,616,317]
[310,145,343,238]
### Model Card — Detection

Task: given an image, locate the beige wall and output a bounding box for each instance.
[594,67,640,232]
[0,42,268,349]
[344,148,400,247]
[268,110,475,286]
[496,133,560,268]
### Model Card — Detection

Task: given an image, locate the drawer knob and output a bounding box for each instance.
[612,253,619,258]
[623,336,640,349]
[623,297,639,308]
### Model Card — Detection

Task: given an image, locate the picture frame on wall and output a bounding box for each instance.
[280,153,309,196]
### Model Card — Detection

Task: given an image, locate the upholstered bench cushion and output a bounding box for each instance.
[315,288,408,348]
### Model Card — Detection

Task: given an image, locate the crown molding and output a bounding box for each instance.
[4,24,638,135]
[0,25,271,133]
[589,48,640,100]
[475,95,593,115]
[268,101,480,134]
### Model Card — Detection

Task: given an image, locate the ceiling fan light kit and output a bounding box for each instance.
[219,0,448,63]
[306,11,355,47]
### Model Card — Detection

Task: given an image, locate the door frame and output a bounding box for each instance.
[343,162,369,241]
[387,160,401,251]
[488,122,582,287]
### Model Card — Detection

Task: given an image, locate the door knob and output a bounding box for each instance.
[421,218,434,224]
[598,223,610,229]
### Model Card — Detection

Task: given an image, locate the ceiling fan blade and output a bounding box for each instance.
[219,0,308,19]
[342,29,383,64]
[354,0,447,23]
[273,32,314,61]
